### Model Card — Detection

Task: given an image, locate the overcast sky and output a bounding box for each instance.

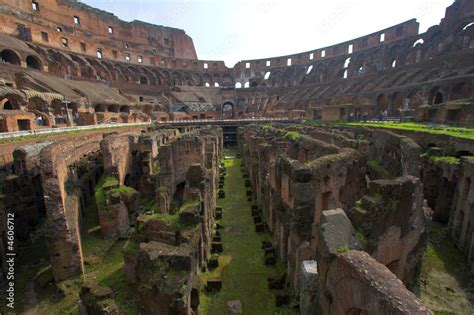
[81,0,454,67]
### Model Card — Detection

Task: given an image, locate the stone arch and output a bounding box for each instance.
[376,94,389,112]
[95,104,107,112]
[0,49,21,66]
[27,96,49,112]
[428,87,444,105]
[108,105,120,113]
[391,92,404,114]
[139,76,149,85]
[221,73,234,87]
[119,105,130,113]
[222,102,234,119]
[1,97,21,110]
[26,55,43,70]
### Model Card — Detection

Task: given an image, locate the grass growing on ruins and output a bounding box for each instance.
[199,149,297,315]
[429,156,461,165]
[367,159,392,178]
[305,120,474,139]
[416,222,474,314]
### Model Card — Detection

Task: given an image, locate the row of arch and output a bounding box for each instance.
[237,18,474,89]
[1,49,44,70]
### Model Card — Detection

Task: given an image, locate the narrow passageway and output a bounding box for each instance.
[200,149,295,315]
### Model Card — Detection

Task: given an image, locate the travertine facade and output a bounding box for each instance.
[0,0,473,133]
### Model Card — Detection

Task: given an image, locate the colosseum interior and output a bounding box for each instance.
[0,0,473,314]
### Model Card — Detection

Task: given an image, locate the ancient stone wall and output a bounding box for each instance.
[449,157,474,272]
[39,133,103,281]
[240,123,432,311]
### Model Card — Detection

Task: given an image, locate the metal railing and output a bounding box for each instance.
[0,117,295,140]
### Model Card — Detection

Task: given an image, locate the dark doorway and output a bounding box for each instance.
[17,119,31,130]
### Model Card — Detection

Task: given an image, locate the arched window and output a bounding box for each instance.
[139,76,148,85]
[343,69,348,79]
[244,82,250,88]
[413,39,424,47]
[26,55,43,70]
[235,82,242,88]
[0,50,21,66]
[344,57,351,69]
[264,71,271,80]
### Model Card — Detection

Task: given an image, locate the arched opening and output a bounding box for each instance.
[139,76,148,85]
[124,174,132,187]
[95,104,106,112]
[264,71,271,79]
[0,49,21,66]
[172,181,186,212]
[26,55,43,70]
[222,102,234,119]
[250,81,258,87]
[1,98,21,110]
[306,66,313,75]
[391,93,403,114]
[214,82,220,87]
[235,82,242,88]
[413,39,424,47]
[108,105,119,113]
[429,88,444,105]
[377,94,389,112]
[244,82,250,88]
[344,57,351,69]
[343,69,348,79]
[2,100,13,110]
[119,105,130,113]
[463,22,474,31]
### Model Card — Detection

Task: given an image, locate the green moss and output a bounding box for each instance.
[430,156,460,165]
[142,198,160,212]
[367,159,391,178]
[95,176,137,215]
[305,121,474,140]
[122,239,139,256]
[336,245,349,254]
[355,227,366,247]
[283,131,301,141]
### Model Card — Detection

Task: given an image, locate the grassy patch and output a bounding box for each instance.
[430,156,461,165]
[282,131,301,141]
[415,222,474,314]
[200,150,297,315]
[304,121,474,139]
